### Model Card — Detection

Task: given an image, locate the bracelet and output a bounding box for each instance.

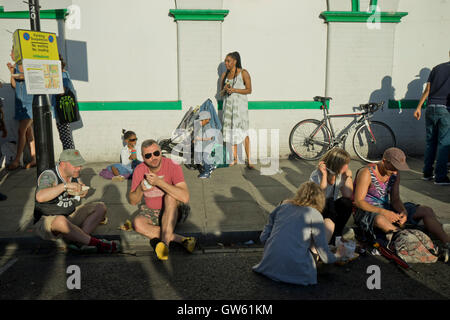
[64,182,68,191]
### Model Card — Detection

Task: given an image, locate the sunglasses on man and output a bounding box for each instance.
[144,150,161,159]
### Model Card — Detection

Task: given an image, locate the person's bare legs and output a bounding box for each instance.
[80,203,107,235]
[229,144,238,166]
[51,216,91,245]
[25,124,36,168]
[244,136,254,168]
[413,206,450,244]
[111,166,120,176]
[323,218,335,244]
[160,195,184,245]
[8,119,32,169]
[133,200,184,245]
[310,218,334,262]
[134,215,161,239]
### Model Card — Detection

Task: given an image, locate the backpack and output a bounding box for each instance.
[391,229,438,263]
[55,88,80,124]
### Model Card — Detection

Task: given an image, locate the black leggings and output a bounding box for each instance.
[322,197,353,245]
[56,122,75,150]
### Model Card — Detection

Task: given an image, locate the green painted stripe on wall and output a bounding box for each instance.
[78,101,182,111]
[77,101,323,111]
[320,11,408,23]
[169,9,229,21]
[218,101,324,110]
[388,100,426,109]
[0,7,68,19]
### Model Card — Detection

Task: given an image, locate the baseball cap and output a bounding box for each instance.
[59,149,86,167]
[198,111,211,121]
[383,147,410,171]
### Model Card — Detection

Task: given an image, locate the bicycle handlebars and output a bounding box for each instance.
[359,101,384,113]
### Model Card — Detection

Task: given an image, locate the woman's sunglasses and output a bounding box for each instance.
[144,150,161,159]
[128,138,137,142]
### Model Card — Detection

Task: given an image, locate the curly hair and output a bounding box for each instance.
[286,181,326,213]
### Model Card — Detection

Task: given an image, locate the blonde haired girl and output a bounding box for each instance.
[253,182,338,285]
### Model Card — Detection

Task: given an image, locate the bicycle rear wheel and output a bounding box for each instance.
[289,119,331,160]
[353,121,396,163]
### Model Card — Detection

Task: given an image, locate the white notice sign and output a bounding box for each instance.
[22,58,64,95]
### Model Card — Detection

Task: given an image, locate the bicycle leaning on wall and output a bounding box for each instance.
[289,96,396,163]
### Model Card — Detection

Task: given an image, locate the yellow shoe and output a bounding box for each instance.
[182,237,196,253]
[155,241,169,260]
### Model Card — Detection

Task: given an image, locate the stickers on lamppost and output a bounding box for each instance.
[13,29,63,95]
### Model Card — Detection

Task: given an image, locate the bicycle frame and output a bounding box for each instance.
[308,102,373,147]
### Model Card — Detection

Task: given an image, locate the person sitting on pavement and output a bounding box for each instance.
[353,147,450,262]
[194,111,219,179]
[310,148,354,245]
[107,129,142,181]
[129,139,195,260]
[253,182,341,286]
[34,149,120,253]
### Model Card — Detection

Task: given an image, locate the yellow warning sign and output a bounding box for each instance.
[13,29,59,62]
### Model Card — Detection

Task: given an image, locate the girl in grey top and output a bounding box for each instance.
[253,182,338,285]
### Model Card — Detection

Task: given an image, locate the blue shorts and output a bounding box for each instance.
[14,82,33,121]
[354,202,419,241]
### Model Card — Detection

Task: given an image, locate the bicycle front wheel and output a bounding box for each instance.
[353,121,396,163]
[289,119,331,161]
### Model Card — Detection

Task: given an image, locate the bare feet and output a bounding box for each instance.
[25,160,36,169]
[245,160,255,170]
[7,160,21,170]
[111,166,120,176]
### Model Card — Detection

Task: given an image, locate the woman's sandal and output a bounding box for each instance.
[245,160,255,170]
[25,161,37,169]
[229,159,238,167]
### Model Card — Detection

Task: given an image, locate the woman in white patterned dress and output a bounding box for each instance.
[220,52,253,168]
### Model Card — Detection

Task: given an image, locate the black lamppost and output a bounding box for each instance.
[28,0,55,176]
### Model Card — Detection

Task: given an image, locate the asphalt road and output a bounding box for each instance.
[1,243,449,302]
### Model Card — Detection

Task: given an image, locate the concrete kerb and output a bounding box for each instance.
[0,230,264,252]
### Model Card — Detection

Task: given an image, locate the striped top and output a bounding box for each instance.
[364,164,397,208]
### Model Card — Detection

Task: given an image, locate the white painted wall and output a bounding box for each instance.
[67,0,178,101]
[222,0,328,157]
[389,0,450,155]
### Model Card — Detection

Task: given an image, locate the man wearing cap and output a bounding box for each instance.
[354,147,450,261]
[414,53,450,185]
[34,149,120,253]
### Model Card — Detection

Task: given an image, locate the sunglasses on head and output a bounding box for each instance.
[144,150,161,159]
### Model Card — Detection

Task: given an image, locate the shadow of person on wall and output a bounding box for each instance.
[369,75,395,104]
[404,68,430,100]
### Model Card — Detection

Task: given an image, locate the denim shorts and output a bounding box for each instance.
[354,202,419,240]
[14,81,34,121]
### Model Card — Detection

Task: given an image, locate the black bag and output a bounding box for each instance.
[55,88,80,124]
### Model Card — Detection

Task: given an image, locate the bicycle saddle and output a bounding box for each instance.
[313,96,333,103]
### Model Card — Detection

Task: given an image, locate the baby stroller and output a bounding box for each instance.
[158,99,229,170]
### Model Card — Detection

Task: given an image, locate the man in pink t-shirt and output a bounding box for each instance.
[129,139,196,260]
